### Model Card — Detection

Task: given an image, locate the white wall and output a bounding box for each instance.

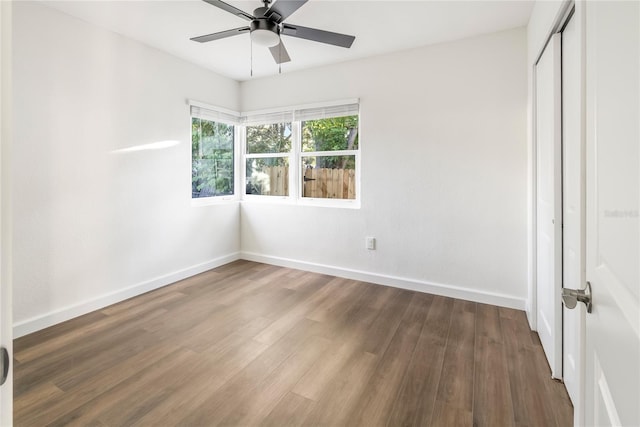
[239,27,529,309]
[526,0,566,326]
[12,2,241,336]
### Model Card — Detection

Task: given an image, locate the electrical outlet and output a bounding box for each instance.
[366,237,376,250]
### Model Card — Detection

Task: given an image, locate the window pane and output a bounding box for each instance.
[192,117,234,198]
[302,115,359,152]
[246,123,292,154]
[246,157,289,196]
[301,156,356,200]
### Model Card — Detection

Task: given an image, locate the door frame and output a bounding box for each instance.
[529,0,586,425]
[0,0,13,423]
[559,4,587,426]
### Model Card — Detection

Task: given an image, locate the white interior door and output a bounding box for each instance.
[585,1,640,425]
[561,10,586,423]
[0,0,13,424]
[536,33,563,379]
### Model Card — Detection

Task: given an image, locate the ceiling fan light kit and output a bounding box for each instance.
[250,19,280,47]
[191,0,356,72]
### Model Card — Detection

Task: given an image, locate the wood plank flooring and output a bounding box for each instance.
[14,261,573,426]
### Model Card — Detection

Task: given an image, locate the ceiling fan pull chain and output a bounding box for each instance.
[250,37,253,77]
[279,38,282,74]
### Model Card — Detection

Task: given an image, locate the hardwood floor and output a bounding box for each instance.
[14,261,573,426]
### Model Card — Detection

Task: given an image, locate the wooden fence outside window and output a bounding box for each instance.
[253,166,356,199]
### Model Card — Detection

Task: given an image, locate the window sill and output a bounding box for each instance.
[191,196,239,207]
[240,196,360,209]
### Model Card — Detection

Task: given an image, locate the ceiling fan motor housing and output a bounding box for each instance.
[250,11,280,47]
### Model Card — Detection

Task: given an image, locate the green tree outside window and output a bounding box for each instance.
[192,117,234,198]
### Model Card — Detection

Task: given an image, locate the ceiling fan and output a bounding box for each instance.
[190,0,356,65]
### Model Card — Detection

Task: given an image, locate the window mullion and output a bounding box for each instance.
[300,150,358,157]
[244,153,289,159]
[237,124,244,200]
[292,120,302,200]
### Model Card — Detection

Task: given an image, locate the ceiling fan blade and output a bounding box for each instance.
[265,0,307,23]
[201,0,255,21]
[190,26,250,43]
[281,24,355,48]
[269,40,291,64]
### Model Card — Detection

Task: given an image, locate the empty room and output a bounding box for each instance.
[0,0,638,425]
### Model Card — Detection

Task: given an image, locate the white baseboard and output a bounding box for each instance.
[13,252,241,338]
[240,251,526,311]
[15,251,526,338]
[526,301,536,331]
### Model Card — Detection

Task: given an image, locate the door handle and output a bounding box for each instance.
[0,346,8,386]
[562,281,593,313]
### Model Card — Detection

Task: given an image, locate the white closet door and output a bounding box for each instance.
[536,33,563,379]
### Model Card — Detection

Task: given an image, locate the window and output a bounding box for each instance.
[300,114,358,200]
[189,100,359,206]
[243,101,360,205]
[190,104,239,199]
[245,121,292,197]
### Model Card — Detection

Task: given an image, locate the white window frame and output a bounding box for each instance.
[241,99,360,208]
[242,115,296,202]
[187,99,360,208]
[189,100,241,206]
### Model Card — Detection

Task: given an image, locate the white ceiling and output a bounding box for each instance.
[42,0,534,81]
